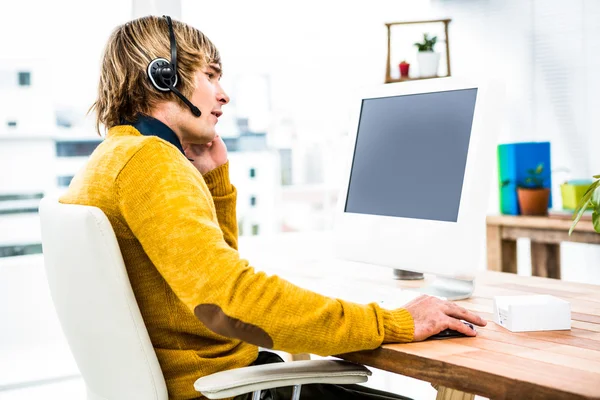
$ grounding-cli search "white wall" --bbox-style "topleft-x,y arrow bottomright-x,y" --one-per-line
0,255 -> 80,387
0,137 -> 56,195
0,0 -> 132,114
132,0 -> 181,20
182,0 -> 600,284
182,0 -> 436,142
430,0 -> 600,284
0,62 -> 56,133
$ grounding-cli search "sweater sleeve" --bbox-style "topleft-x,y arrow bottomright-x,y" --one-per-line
202,161 -> 238,250
117,140 -> 414,356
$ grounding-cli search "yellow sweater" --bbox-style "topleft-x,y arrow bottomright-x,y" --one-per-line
60,125 -> 414,400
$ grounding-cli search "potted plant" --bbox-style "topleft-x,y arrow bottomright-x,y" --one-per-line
414,33 -> 439,78
399,60 -> 410,79
569,174 -> 600,235
502,163 -> 551,216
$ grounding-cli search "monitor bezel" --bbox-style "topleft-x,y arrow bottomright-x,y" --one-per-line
333,77 -> 502,280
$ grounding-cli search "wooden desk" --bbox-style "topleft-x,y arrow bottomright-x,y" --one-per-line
239,232 -> 600,400
486,215 -> 600,279
340,272 -> 600,400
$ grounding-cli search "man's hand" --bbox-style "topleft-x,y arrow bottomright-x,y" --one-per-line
403,295 -> 487,341
183,135 -> 228,175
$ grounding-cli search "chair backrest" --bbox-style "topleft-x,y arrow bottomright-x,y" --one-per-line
39,197 -> 168,400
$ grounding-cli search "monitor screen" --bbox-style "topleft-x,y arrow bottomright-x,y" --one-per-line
344,88 -> 477,222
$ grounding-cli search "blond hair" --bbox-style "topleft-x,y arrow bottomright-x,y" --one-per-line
90,15 -> 221,135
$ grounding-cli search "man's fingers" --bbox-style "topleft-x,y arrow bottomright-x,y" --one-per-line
445,303 -> 487,327
447,318 -> 477,337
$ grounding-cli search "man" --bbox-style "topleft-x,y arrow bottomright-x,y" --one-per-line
60,15 -> 486,400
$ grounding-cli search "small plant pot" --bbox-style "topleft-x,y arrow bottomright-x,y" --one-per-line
517,187 -> 550,216
416,51 -> 440,78
399,63 -> 410,78
560,181 -> 594,210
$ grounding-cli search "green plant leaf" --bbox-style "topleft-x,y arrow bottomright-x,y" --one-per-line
570,198 -> 592,235
592,184 -> 600,204
570,175 -> 600,235
592,185 -> 600,234
570,184 -> 596,232
573,188 -> 595,218
593,174 -> 600,179
583,179 -> 600,197
535,163 -> 543,174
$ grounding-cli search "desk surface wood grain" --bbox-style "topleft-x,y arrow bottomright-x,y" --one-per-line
238,233 -> 600,400
340,272 -> 600,400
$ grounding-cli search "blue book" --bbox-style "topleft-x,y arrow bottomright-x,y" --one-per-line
497,142 -> 552,215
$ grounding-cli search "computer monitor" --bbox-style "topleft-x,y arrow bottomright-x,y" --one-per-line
333,78 -> 502,300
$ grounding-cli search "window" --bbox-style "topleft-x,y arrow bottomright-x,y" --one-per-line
279,149 -> 293,185
251,224 -> 260,236
0,243 -> 42,258
18,71 -> 31,86
249,168 -> 256,178
56,141 -> 101,157
222,137 -> 239,152
236,117 -> 249,131
0,207 -> 38,215
57,176 -> 74,187
0,193 -> 43,201
0,193 -> 42,215
250,196 -> 257,206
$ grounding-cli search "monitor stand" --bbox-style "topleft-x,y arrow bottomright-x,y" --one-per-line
393,269 -> 424,280
393,269 -> 474,300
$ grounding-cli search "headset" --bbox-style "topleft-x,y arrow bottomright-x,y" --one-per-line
147,15 -> 201,117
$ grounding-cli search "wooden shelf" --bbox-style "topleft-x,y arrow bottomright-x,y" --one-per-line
385,19 -> 452,27
385,19 -> 452,84
384,75 -> 447,84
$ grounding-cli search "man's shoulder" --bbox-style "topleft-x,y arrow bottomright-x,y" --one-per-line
65,128 -> 181,188
104,128 -> 197,184
105,125 -> 167,150
59,127 -> 192,208
103,126 -> 182,163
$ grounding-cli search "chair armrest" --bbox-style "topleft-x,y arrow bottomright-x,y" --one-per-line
194,359 -> 372,399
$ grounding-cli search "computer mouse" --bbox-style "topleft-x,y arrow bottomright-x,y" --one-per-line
428,321 -> 475,340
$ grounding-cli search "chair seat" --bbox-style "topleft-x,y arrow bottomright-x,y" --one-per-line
194,359 -> 372,399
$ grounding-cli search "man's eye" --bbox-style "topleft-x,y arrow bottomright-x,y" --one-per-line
206,72 -> 215,79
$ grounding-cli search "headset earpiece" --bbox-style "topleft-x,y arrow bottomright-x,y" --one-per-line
147,58 -> 178,91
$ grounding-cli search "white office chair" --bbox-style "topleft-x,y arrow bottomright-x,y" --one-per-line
39,197 -> 371,400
